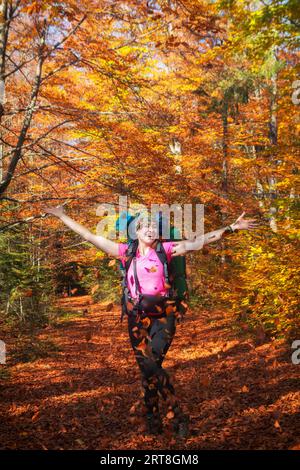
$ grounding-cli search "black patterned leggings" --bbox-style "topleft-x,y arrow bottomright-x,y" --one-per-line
127,311 -> 180,415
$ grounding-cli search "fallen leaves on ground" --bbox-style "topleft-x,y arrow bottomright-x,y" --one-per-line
1,296 -> 299,450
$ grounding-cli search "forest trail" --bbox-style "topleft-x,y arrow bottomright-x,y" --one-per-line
1,295 -> 299,450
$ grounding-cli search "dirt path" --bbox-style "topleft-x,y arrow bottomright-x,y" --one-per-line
1,295 -> 299,450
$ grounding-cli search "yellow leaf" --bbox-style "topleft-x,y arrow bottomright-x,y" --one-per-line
91,284 -> 99,294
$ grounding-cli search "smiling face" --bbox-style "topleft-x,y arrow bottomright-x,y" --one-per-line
136,218 -> 159,246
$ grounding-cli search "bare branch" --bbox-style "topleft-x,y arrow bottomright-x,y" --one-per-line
42,15 -> 87,61
0,24 -> 45,195
40,56 -> 80,83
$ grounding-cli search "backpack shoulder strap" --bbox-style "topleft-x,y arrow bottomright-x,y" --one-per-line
155,241 -> 170,288
120,240 -> 138,323
124,239 -> 138,273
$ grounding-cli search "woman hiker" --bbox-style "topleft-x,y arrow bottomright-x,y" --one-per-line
44,205 -> 258,437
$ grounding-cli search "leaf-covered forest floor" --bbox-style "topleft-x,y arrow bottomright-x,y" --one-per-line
1,295 -> 299,450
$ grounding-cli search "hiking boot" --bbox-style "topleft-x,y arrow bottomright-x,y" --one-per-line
146,412 -> 163,435
172,408 -> 190,438
176,413 -> 190,438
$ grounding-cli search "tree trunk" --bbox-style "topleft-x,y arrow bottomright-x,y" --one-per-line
0,0 -> 8,182
221,100 -> 229,192
268,48 -> 278,233
220,99 -> 229,263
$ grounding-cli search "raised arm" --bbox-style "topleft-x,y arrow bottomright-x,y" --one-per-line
43,206 -> 120,257
171,212 -> 259,256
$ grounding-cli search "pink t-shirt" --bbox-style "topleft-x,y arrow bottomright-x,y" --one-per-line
118,241 -> 175,299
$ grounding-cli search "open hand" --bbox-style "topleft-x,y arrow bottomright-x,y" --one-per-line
232,211 -> 259,231
171,240 -> 187,257
43,205 -> 65,218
